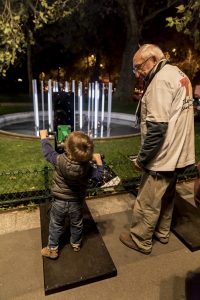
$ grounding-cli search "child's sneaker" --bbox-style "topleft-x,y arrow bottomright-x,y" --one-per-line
71,243 -> 81,252
41,247 -> 58,259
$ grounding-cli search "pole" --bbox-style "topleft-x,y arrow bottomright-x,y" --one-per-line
32,79 -> 40,136
88,82 -> 91,134
107,82 -> 112,137
78,81 -> 83,130
48,79 -> 53,133
100,83 -> 105,137
41,81 -> 45,129
94,81 -> 99,137
72,80 -> 76,131
65,81 -> 69,92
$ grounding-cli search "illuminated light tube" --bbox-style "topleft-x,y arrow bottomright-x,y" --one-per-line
72,80 -> 76,131
48,79 -> 53,133
78,81 -> 83,130
32,79 -> 39,136
41,80 -> 45,129
88,82 -> 91,134
94,81 -> 100,137
107,82 -> 112,137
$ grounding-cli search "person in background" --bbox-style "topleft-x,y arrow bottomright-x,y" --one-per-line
40,129 -> 103,259
120,44 -> 195,254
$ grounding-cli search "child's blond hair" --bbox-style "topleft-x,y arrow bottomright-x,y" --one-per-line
64,131 -> 94,162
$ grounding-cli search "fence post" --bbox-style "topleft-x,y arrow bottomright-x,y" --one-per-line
44,166 -> 49,192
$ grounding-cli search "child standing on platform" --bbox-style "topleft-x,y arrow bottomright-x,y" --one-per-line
40,129 -> 103,259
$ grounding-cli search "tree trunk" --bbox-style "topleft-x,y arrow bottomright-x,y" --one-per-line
114,0 -> 141,103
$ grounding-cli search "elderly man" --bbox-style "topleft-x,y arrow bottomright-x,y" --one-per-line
120,44 -> 195,254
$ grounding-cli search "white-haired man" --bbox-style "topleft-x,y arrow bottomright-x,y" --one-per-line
120,44 -> 195,254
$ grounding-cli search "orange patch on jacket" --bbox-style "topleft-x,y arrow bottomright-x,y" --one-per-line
180,77 -> 189,96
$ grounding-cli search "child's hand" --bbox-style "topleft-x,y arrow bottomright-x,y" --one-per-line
40,129 -> 48,140
92,153 -> 103,165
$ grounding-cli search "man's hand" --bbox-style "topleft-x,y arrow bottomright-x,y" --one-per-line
92,153 -> 103,166
133,159 -> 142,171
40,129 -> 48,140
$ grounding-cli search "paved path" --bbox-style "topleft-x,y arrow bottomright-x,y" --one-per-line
0,183 -> 200,300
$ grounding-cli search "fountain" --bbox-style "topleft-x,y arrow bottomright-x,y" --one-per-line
0,80 -> 139,139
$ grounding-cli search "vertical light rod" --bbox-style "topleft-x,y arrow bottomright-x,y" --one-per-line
94,81 -> 99,137
107,82 -> 112,137
65,81 -> 69,92
78,81 -> 83,130
41,81 -> 45,129
100,83 -> 105,137
53,81 -> 56,92
91,82 -> 95,130
48,79 -> 53,133
52,81 -> 58,92
32,79 -> 40,136
88,82 -> 91,134
101,83 -> 105,124
56,81 -> 59,92
72,80 -> 76,131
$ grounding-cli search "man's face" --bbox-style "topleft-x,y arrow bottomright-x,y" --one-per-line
133,53 -> 156,79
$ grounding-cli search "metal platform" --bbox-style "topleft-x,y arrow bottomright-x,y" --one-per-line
39,200 -> 117,295
171,195 -> 200,252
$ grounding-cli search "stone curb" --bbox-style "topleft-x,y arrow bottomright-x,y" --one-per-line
0,193 -> 136,235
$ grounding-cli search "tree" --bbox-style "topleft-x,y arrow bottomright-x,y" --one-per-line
112,0 -> 180,103
0,0 -> 83,94
49,0 -> 181,103
166,0 -> 200,49
163,41 -> 200,81
0,0 -> 184,102
31,0 -> 125,84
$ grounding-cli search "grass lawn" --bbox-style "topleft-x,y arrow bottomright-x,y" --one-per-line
0,120 -> 200,179
0,135 -> 141,179
0,137 -> 49,171
0,118 -> 199,202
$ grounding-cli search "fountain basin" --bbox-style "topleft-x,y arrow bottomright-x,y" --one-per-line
0,111 -> 140,140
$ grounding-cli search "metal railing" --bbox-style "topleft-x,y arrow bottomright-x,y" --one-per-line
0,167 -> 51,206
0,163 -> 198,207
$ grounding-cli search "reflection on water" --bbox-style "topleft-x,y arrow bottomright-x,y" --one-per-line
1,121 -> 36,136
1,120 -> 140,137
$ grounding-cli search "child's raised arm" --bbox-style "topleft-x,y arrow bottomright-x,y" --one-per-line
40,129 -> 58,166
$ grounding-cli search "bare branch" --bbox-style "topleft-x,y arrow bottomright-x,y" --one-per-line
143,0 -> 179,24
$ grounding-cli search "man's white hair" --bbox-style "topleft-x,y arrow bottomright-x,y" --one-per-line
137,44 -> 165,61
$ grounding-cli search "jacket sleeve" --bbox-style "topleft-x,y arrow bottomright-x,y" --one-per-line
136,121 -> 168,169
41,139 -> 58,166
91,165 -> 104,180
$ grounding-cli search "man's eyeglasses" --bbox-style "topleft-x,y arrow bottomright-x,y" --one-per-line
132,56 -> 153,74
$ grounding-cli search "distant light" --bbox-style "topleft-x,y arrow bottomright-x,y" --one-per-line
100,64 -> 103,68
18,78 -> 23,82
172,48 -> 176,53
